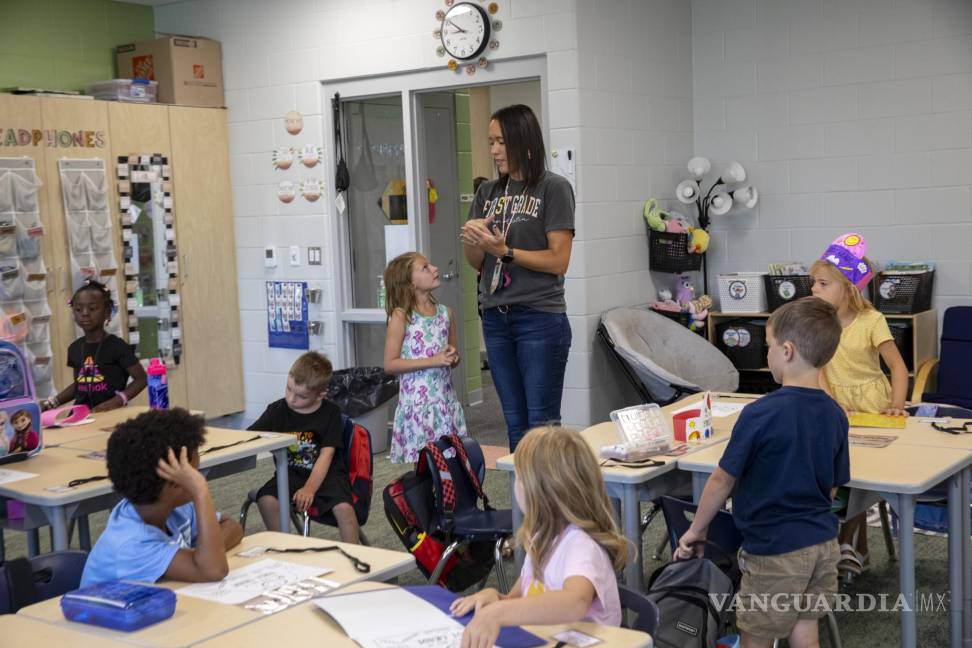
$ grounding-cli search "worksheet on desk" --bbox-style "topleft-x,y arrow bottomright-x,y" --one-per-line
177,559 -> 330,605
0,468 -> 37,485
313,588 -> 464,648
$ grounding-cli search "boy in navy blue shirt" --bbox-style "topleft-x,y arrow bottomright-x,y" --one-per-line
677,297 -> 849,648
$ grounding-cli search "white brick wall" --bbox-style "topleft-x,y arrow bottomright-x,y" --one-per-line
696,0 -> 972,325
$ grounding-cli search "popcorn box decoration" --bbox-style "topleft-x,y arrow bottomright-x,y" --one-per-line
672,392 -> 713,443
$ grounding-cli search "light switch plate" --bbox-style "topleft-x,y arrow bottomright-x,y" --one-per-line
264,246 -> 277,268
289,245 -> 300,266
308,247 -> 322,265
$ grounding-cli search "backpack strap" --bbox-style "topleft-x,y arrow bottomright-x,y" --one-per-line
2,557 -> 38,613
423,442 -> 457,514
439,434 -> 488,506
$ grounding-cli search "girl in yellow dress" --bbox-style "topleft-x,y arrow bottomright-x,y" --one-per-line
810,232 -> 909,577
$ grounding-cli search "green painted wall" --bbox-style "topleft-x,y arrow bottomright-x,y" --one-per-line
0,0 -> 155,92
453,90 -> 482,397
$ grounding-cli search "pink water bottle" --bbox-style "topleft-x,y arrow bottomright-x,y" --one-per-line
146,358 -> 169,410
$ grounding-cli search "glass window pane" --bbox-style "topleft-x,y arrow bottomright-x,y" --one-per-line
344,97 -> 405,309
350,323 -> 386,368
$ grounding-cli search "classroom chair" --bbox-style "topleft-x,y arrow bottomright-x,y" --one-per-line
618,584 -> 661,635
0,549 -> 87,614
598,307 -> 739,406
912,306 -> 972,410
239,415 -> 373,545
659,496 -> 843,648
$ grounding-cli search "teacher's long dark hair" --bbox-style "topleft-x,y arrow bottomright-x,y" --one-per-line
490,104 -> 546,189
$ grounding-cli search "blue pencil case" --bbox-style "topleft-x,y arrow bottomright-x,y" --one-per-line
61,580 -> 176,632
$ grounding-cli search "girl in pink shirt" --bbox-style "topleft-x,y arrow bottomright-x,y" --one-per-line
451,426 -> 629,648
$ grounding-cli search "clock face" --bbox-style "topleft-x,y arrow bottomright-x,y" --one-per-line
440,3 -> 490,60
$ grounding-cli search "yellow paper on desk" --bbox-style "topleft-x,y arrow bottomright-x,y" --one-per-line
848,412 -> 906,429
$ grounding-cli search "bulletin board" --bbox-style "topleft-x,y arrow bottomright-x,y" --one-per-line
266,281 -> 308,349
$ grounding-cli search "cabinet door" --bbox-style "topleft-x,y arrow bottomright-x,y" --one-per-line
106,102 -> 189,409
168,106 -> 244,417
39,98 -> 114,392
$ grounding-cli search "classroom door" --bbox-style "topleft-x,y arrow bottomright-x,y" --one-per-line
417,92 -> 465,404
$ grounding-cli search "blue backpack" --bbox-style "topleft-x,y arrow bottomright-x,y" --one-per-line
0,340 -> 42,464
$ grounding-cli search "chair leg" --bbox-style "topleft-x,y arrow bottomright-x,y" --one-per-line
301,512 -> 310,537
239,497 -> 253,530
26,529 -> 39,557
640,501 -> 661,535
653,534 -> 669,561
78,515 -> 91,551
429,541 -> 461,586
358,529 -> 370,547
879,501 -> 896,562
493,538 -> 510,594
825,610 -> 843,648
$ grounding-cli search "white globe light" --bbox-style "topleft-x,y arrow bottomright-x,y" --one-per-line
686,157 -> 711,179
710,192 -> 732,215
733,185 -> 758,209
676,179 -> 700,204
721,161 -> 746,184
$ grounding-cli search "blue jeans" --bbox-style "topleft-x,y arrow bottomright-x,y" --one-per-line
482,306 -> 572,451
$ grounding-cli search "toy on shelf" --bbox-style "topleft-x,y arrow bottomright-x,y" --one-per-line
651,288 -> 681,313
686,295 -> 712,332
651,276 -> 713,333
675,273 -> 695,304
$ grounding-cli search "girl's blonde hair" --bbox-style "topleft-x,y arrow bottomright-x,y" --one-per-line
810,258 -> 875,314
383,252 -> 436,319
514,426 -> 630,580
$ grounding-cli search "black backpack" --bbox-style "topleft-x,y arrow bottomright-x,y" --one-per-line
646,549 -> 735,648
382,434 -> 497,591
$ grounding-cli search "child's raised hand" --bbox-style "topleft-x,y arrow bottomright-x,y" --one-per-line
156,446 -> 206,496
450,588 -> 500,617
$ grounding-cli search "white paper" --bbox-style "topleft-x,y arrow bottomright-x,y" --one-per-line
313,588 -> 464,648
0,468 -> 38,485
711,402 -> 747,417
177,558 -> 331,605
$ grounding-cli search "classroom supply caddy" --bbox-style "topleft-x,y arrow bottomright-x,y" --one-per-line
871,270 -> 934,314
717,273 -> 767,312
763,274 -> 814,311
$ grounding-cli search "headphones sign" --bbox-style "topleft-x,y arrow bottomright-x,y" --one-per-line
1,128 -> 106,149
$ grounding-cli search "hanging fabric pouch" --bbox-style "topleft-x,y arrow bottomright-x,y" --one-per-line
333,93 -> 350,193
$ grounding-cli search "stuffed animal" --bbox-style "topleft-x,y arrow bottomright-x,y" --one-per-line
642,199 -> 667,232
665,217 -> 689,234
675,273 -> 695,306
651,288 -> 681,312
686,294 -> 713,332
688,227 -> 710,254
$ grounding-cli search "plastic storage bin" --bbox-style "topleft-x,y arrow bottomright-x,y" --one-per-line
61,580 -> 176,632
647,225 -> 702,273
763,274 -> 814,312
717,273 -> 768,313
871,271 -> 934,314
715,319 -> 768,370
85,79 -> 158,103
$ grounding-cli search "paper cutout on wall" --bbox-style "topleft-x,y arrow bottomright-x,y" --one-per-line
301,178 -> 322,202
284,111 -> 303,135
299,144 -> 321,168
278,180 -> 296,204
272,147 -> 294,170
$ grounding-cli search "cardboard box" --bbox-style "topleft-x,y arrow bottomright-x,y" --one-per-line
116,36 -> 223,107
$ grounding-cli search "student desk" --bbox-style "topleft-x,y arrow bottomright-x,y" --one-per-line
193,581 -> 654,648
41,406 -> 161,449
0,425 -> 295,551
494,394 -> 755,591
17,532 -> 416,648
0,613 -> 134,647
677,440 -> 972,648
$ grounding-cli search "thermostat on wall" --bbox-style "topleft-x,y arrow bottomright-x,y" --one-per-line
264,246 -> 277,268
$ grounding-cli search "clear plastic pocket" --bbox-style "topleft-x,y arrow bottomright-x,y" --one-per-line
0,267 -> 25,301
90,222 -> 114,254
11,172 -> 41,213
84,173 -> 109,211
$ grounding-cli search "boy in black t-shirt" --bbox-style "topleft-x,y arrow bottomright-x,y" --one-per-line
248,352 -> 359,543
676,297 -> 849,648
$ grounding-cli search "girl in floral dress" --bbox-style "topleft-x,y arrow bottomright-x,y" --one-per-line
382,252 -> 467,463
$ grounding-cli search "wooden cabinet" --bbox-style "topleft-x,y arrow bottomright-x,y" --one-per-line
0,94 -> 244,417
707,309 -> 938,378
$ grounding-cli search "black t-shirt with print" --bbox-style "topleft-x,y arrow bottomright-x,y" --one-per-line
468,170 -> 575,313
247,398 -> 349,490
67,334 -> 139,408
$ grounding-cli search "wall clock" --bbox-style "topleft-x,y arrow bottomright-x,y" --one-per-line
433,1 -> 502,75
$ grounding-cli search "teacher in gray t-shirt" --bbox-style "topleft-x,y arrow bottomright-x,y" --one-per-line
460,104 -> 575,451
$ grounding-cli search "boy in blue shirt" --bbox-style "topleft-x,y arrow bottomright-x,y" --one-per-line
677,297 -> 849,648
81,408 -> 244,586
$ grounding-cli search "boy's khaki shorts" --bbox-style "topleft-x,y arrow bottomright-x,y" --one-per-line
736,539 -> 840,640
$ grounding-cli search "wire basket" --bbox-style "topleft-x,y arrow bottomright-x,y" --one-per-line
717,273 -> 768,313
763,275 -> 814,312
647,224 -> 703,273
871,271 -> 934,314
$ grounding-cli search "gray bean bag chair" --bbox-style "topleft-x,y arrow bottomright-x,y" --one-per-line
598,307 -> 739,405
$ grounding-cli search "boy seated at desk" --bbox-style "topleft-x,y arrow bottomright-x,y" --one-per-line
247,351 -> 360,544
81,408 -> 244,586
676,297 -> 850,648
